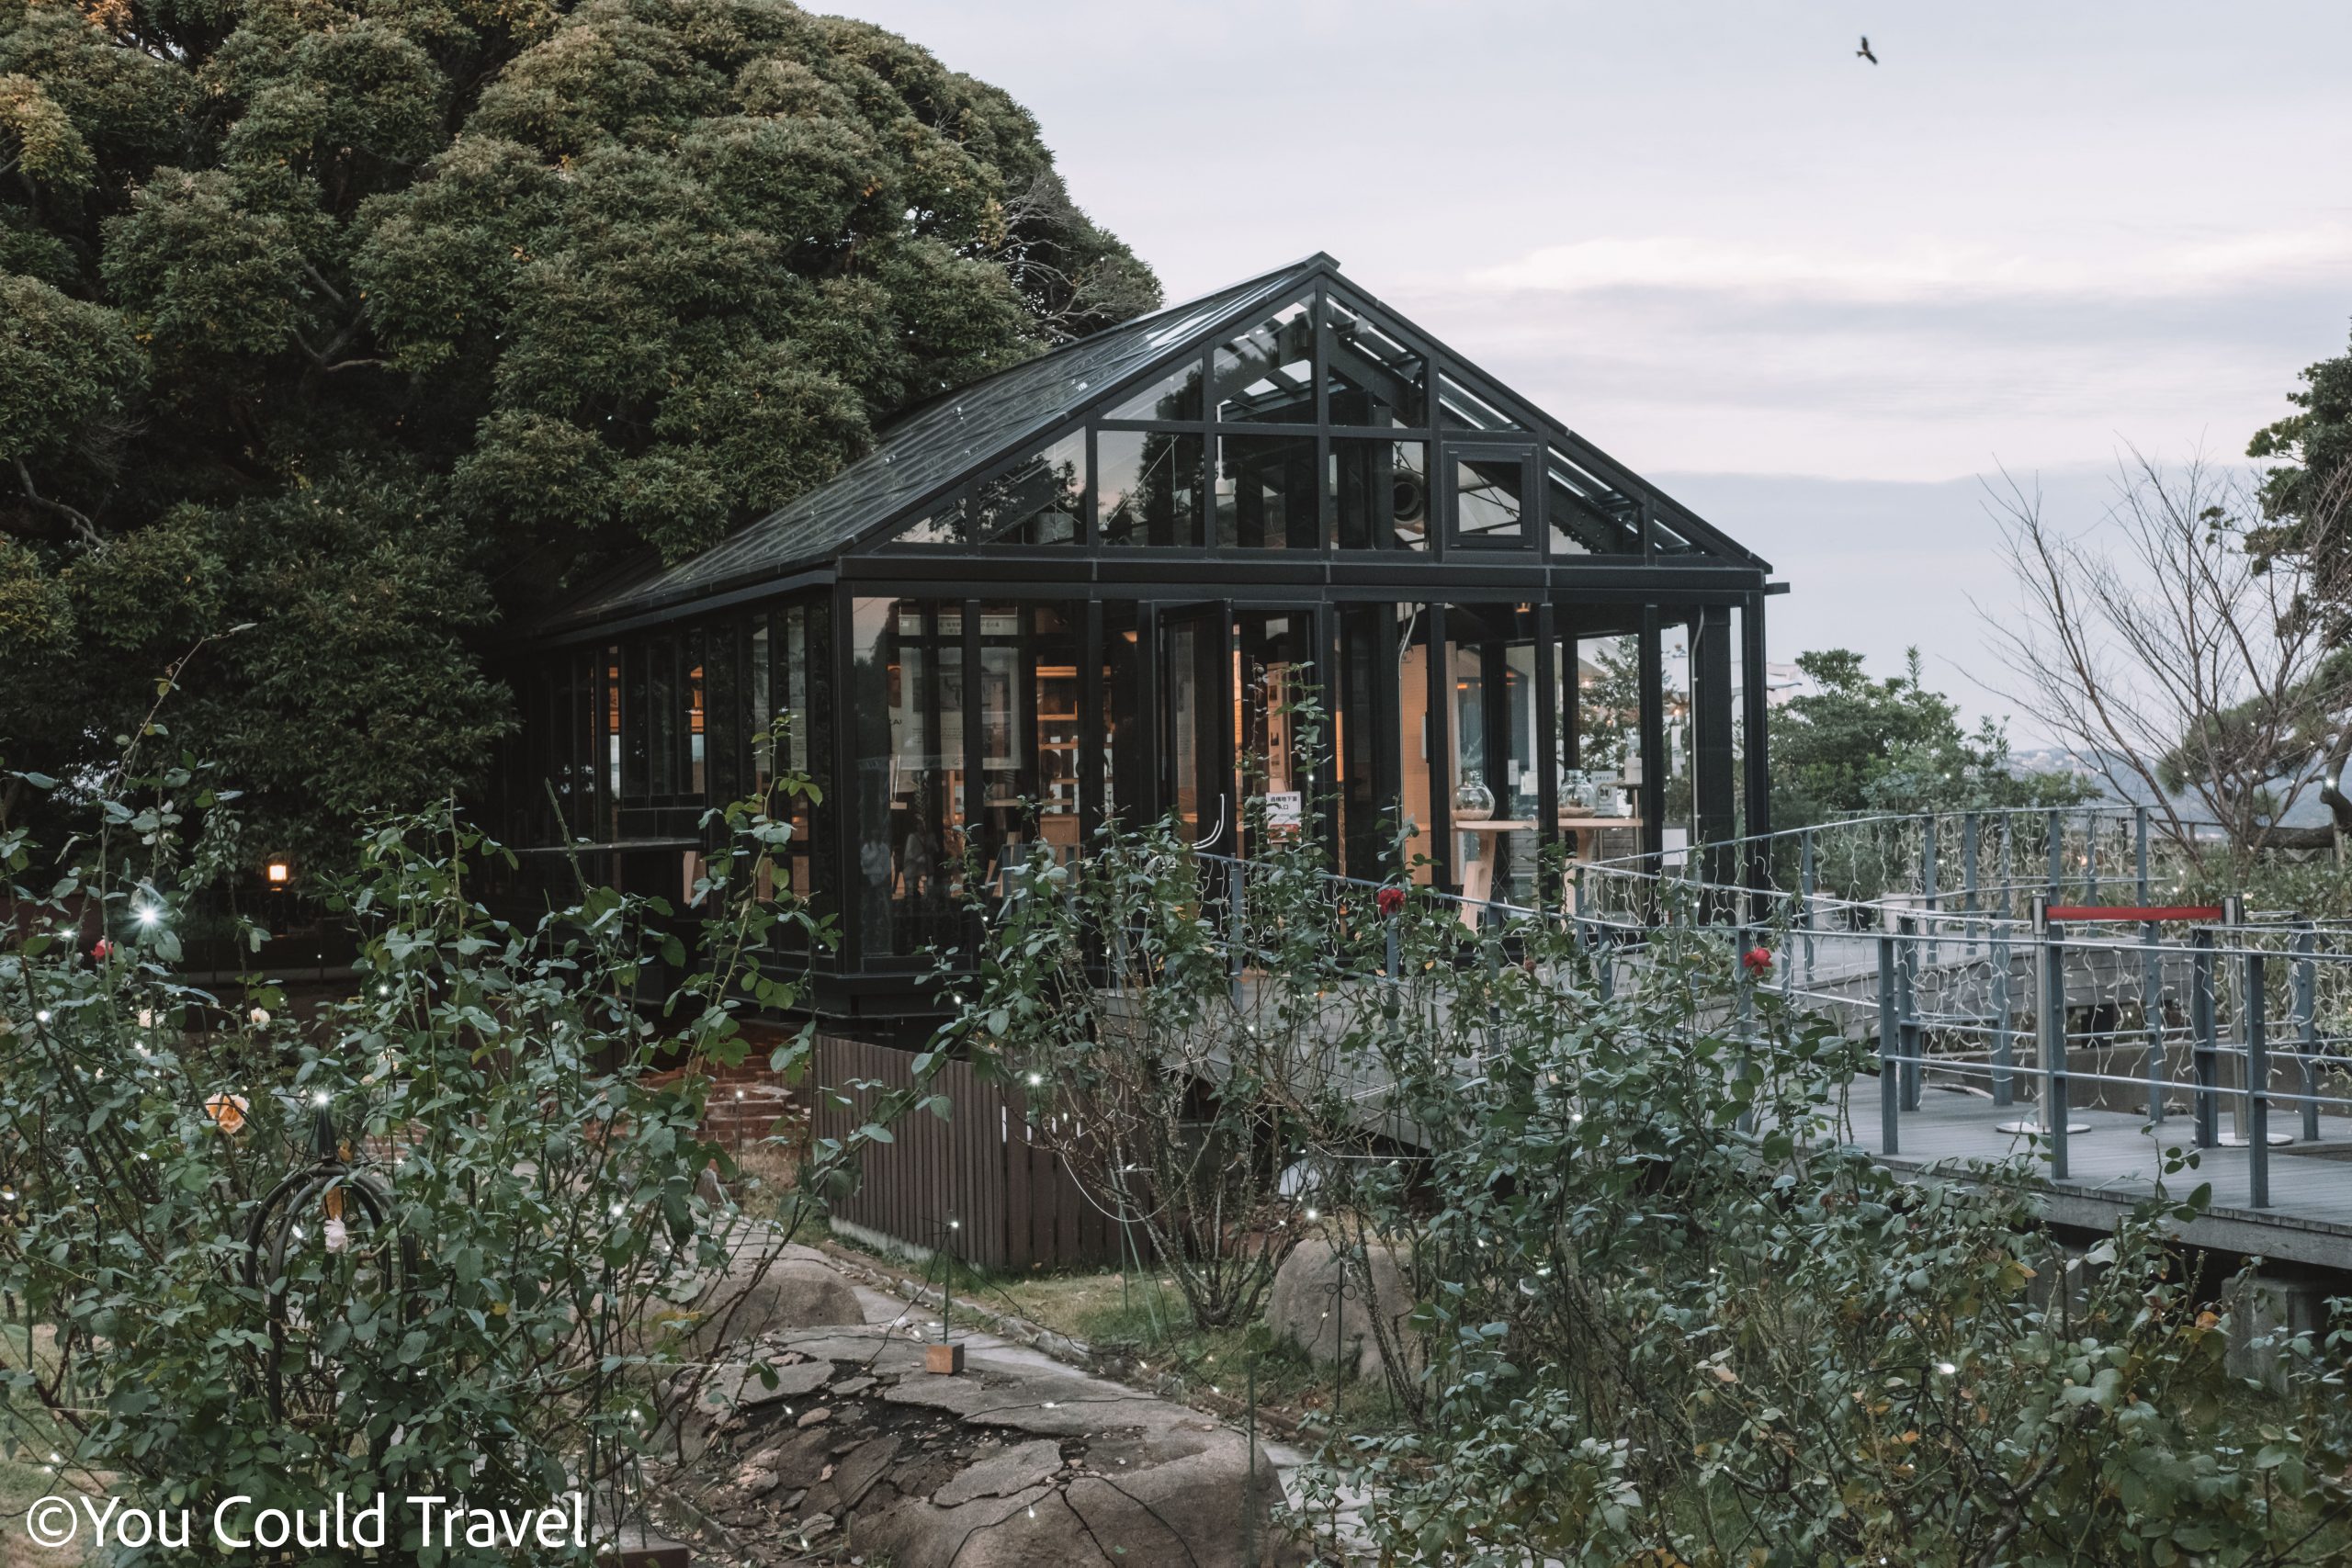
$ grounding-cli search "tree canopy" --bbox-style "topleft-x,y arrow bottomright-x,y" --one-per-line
2247,328 -> 2352,621
0,0 -> 1157,852
1770,648 -> 2090,831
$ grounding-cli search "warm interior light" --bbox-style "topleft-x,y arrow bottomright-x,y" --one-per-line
266,861 -> 290,885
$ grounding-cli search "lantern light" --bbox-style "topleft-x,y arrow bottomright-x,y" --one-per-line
266,861 -> 291,886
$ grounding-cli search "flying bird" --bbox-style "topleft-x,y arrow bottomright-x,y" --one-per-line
1856,35 -> 1878,63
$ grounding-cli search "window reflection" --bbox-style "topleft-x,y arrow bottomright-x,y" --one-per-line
1437,372 -> 1521,432
971,432 -> 1083,545
1216,434 -> 1317,548
1105,359 -> 1204,422
1452,452 -> 1532,549
1545,449 -> 1641,555
849,598 -> 968,958
1331,439 -> 1429,549
1099,430 -> 1203,547
1324,299 -> 1426,427
1211,301 -> 1315,423
1444,604 -> 1538,908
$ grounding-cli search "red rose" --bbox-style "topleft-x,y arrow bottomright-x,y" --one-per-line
91,939 -> 113,961
1742,945 -> 1773,977
1375,886 -> 1406,918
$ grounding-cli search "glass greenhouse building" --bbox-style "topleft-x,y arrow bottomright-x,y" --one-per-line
506,254 -> 1782,1021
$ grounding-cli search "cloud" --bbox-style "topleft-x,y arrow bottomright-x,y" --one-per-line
1462,225 -> 2352,307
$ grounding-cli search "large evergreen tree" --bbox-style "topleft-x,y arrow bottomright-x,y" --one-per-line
0,0 -> 1157,851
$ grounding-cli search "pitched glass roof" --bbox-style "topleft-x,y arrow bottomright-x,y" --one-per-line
545,257 -> 1329,629
540,253 -> 1766,632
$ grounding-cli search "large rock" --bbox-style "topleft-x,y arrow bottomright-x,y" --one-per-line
673,1325 -> 1297,1568
687,1245 -> 864,1354
1265,1236 -> 1413,1382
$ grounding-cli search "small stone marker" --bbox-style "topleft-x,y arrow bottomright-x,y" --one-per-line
924,1341 -> 965,1374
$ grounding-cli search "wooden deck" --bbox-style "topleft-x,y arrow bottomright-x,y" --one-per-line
1845,1084 -> 2352,1270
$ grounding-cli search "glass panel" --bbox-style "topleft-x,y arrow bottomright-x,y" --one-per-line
1446,604 -> 1539,908
1437,372 -> 1521,432
1236,612 -> 1317,861
705,626 -> 737,802
786,599 -> 821,908
1325,298 -> 1426,427
1030,605 -> 1082,856
971,431 -> 1084,545
1105,604 -> 1144,827
1162,615 -> 1223,846
1453,452 -> 1532,549
1663,624 -> 1694,869
1554,631 -> 1643,872
604,646 -> 622,831
686,647 -> 707,796
849,598 -> 968,961
1211,301 -> 1315,424
1336,604 -> 1386,880
1331,439 -> 1429,550
1098,429 -> 1203,547
1104,358 -> 1204,422
1396,604 -> 1438,886
750,618 -> 773,795
1545,448 -> 1641,555
1216,434 -> 1317,549
1652,509 -> 1707,557
890,500 -> 965,545
650,637 -> 679,795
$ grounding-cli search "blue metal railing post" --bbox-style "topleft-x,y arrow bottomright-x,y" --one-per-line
2134,807 -> 2150,905
1800,829 -> 1816,982
1896,913 -> 1921,1111
2143,918 -> 2165,1124
1962,811 -> 1979,957
2046,808 -> 2063,903
2295,924 -> 2320,1144
1990,927 -> 2015,1107
1921,816 -> 1939,967
2245,950 -> 2269,1209
1877,932 -> 1900,1155
2040,908 -> 2071,1181
2191,928 -> 2217,1148
1227,857 -> 1246,1009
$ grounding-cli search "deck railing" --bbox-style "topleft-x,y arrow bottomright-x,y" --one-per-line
1144,803 -> 2352,1218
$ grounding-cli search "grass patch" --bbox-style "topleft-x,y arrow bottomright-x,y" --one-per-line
824,1238 -> 1405,1435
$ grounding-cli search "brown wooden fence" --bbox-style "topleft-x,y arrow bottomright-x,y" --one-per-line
812,1032 -> 1123,1272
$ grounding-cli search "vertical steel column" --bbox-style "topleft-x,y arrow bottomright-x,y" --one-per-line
2041,914 -> 2071,1181
2295,925 -> 2320,1144
1877,932 -> 1900,1155
2085,810 -> 2099,904
1636,606 -> 1666,869
1990,928 -> 2014,1107
2245,951 -> 2270,1209
2143,918 -> 2165,1125
2191,929 -> 2218,1148
1896,913 -> 1922,1111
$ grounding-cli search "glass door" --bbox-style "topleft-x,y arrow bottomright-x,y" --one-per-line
1159,605 -> 1229,850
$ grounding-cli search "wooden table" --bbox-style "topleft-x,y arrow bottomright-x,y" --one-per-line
1456,814 -> 1645,920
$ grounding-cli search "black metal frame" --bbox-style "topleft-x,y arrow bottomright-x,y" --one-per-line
503,258 -> 1782,1019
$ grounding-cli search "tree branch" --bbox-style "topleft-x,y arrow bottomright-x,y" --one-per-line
11,458 -> 102,546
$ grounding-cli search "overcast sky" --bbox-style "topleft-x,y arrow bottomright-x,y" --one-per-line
835,1 -> 2352,728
